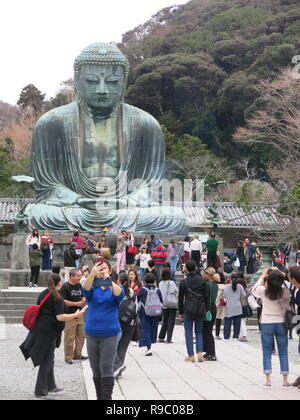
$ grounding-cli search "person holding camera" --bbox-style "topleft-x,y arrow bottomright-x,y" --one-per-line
83,260 -> 124,400
251,267 -> 291,387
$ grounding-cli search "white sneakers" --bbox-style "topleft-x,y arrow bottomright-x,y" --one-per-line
114,365 -> 126,379
145,349 -> 153,356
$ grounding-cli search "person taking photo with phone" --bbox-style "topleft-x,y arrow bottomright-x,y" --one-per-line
83,260 -> 124,400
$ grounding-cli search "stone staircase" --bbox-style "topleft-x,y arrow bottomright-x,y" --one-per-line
0,288 -> 42,324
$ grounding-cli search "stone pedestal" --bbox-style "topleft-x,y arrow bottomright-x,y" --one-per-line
0,269 -> 50,288
217,236 -> 224,273
11,234 -> 29,270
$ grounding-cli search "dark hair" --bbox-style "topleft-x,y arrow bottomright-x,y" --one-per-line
170,239 -> 175,246
118,270 -> 126,275
32,243 -> 38,250
32,229 -> 39,238
237,278 -> 247,290
150,234 -> 155,240
289,266 -> 300,284
217,271 -> 226,284
161,268 -> 171,281
52,265 -> 61,274
265,271 -> 284,301
85,247 -> 93,255
230,272 -> 242,292
111,269 -> 118,284
128,269 -> 142,289
119,273 -> 131,297
48,274 -> 61,300
102,260 -> 112,271
186,261 -> 196,273
163,262 -> 171,269
184,235 -> 190,242
148,260 -> 155,268
69,268 -> 81,278
144,273 -> 155,284
73,232 -> 79,237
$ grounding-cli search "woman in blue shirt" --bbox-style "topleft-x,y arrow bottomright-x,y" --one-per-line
83,260 -> 124,400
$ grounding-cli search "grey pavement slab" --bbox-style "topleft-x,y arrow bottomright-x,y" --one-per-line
0,325 -> 87,400
0,322 -> 299,400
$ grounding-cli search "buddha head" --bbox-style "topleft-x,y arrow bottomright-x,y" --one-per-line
74,43 -> 130,115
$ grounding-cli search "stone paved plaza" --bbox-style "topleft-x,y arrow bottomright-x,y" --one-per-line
1,321 -> 299,401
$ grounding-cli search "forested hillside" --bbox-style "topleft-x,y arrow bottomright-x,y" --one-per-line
121,0 -> 300,175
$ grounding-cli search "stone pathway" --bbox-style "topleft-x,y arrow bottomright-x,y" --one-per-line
83,325 -> 300,400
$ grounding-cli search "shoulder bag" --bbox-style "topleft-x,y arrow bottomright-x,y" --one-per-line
163,281 -> 178,309
184,278 -> 207,320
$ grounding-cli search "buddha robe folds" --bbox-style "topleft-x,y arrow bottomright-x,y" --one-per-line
26,101 -> 186,234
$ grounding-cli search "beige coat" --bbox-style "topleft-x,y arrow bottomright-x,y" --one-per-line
216,283 -> 225,320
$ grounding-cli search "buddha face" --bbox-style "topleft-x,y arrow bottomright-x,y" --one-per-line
77,64 -> 125,112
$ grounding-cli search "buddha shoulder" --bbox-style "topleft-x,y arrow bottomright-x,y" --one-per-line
34,101 -> 78,129
122,103 -> 161,130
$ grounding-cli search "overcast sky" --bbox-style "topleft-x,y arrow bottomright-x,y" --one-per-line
0,0 -> 189,105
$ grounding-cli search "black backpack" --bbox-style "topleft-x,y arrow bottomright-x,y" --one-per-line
118,294 -> 137,328
184,278 -> 207,320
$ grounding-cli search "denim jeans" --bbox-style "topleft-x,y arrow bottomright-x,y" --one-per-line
139,267 -> 146,280
224,315 -> 242,340
184,314 -> 203,356
260,323 -> 289,375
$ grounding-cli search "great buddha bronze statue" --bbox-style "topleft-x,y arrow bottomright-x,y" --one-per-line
26,43 -> 186,233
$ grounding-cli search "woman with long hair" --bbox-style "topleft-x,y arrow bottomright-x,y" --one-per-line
128,268 -> 143,295
223,272 -> 246,341
83,260 -> 124,400
26,228 -> 41,252
252,268 -> 291,387
20,274 -> 83,399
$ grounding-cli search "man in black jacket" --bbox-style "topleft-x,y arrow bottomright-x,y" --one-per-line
178,261 -> 209,363
64,242 -> 80,283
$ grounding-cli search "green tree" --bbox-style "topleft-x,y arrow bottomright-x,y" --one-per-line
17,84 -> 45,117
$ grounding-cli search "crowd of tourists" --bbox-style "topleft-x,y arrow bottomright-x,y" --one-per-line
20,230 -> 300,400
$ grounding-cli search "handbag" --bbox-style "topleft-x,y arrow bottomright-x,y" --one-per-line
247,294 -> 259,310
285,308 -> 296,331
205,311 -> 212,322
131,319 -> 141,342
128,246 -> 138,255
23,292 -> 51,331
163,281 -> 178,309
184,278 -> 207,320
218,297 -> 226,307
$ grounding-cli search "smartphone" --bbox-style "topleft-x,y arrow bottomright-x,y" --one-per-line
94,277 -> 112,287
96,256 -> 104,265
